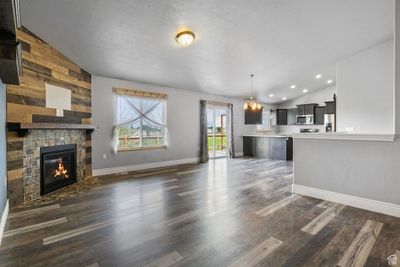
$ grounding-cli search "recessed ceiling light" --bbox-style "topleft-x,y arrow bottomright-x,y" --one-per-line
282,97 -> 287,101
175,30 -> 195,47
302,89 -> 308,93
315,74 -> 322,79
290,85 -> 296,89
327,80 -> 333,84
269,94 -> 274,97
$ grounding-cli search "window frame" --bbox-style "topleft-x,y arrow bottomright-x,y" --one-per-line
115,94 -> 167,152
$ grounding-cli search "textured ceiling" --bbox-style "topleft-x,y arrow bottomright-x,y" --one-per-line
21,0 -> 393,103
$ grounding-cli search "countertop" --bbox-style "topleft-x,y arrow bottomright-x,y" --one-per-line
291,132 -> 397,142
242,132 -> 397,142
242,133 -> 292,138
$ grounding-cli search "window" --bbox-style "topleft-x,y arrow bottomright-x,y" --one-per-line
115,93 -> 167,151
257,109 -> 273,131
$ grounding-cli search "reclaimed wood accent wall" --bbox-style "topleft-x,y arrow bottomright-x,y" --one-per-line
6,27 -> 92,206
113,87 -> 168,100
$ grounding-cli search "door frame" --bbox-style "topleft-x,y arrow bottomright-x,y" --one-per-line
207,104 -> 228,159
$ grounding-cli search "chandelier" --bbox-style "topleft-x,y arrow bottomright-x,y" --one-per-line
244,74 -> 262,110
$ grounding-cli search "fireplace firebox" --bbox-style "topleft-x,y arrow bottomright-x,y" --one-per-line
40,144 -> 77,195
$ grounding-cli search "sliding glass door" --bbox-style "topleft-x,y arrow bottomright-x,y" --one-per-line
207,105 -> 228,159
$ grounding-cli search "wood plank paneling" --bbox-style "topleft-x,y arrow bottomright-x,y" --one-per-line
6,27 -> 92,206
7,168 -> 23,181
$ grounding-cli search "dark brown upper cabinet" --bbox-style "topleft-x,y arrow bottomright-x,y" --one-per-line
325,101 -> 336,114
305,104 -> 317,115
244,109 -> 263,124
297,104 -> 318,116
297,105 -> 305,116
276,109 -> 288,125
314,106 -> 326,125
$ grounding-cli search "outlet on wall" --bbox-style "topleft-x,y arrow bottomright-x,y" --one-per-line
102,153 -> 107,159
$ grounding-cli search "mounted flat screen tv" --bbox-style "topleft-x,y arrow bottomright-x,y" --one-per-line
245,109 -> 263,124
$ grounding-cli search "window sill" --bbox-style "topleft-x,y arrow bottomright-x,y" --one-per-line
118,145 -> 168,152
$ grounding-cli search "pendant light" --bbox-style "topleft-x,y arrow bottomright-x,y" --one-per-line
244,74 -> 262,110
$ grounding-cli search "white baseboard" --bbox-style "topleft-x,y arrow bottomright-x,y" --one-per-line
235,152 -> 244,157
93,157 -> 200,176
293,184 -> 400,218
0,199 -> 9,246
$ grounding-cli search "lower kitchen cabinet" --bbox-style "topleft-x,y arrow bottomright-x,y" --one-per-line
243,136 -> 293,161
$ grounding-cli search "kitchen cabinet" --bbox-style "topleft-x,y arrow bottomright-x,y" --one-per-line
245,109 -> 263,124
306,104 -> 318,115
325,101 -> 336,114
243,136 -> 255,157
276,109 -> 288,125
297,104 -> 318,115
297,105 -> 306,116
243,135 -> 293,160
314,106 -> 326,125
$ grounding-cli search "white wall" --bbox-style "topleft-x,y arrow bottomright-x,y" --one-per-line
396,1 -> 400,135
294,138 -> 400,206
293,9 -> 398,214
336,40 -> 394,134
92,75 -> 247,171
0,82 -> 7,216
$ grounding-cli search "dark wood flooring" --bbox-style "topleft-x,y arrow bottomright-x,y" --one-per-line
1,158 -> 400,267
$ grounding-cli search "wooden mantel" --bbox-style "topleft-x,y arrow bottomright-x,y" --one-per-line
7,122 -> 98,137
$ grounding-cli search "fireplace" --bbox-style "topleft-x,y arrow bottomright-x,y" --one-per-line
40,144 -> 77,195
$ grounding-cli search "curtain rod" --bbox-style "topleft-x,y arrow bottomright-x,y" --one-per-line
203,100 -> 232,106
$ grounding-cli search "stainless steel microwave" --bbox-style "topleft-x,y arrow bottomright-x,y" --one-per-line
296,115 -> 314,125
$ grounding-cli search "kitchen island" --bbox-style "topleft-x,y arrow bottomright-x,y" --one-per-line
242,134 -> 293,160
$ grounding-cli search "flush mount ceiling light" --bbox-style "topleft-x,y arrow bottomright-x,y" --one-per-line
315,74 -> 322,79
282,97 -> 287,101
302,89 -> 308,93
290,85 -> 296,89
244,74 -> 263,111
327,79 -> 333,84
175,30 -> 195,47
269,94 -> 274,97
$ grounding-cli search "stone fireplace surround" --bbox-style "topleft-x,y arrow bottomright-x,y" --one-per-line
23,129 -> 87,203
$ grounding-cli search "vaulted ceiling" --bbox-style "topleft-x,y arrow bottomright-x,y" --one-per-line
21,0 -> 393,103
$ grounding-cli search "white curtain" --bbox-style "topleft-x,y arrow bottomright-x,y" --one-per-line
113,95 -> 168,153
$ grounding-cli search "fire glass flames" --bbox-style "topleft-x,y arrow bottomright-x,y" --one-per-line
53,160 -> 69,179
40,144 -> 77,195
